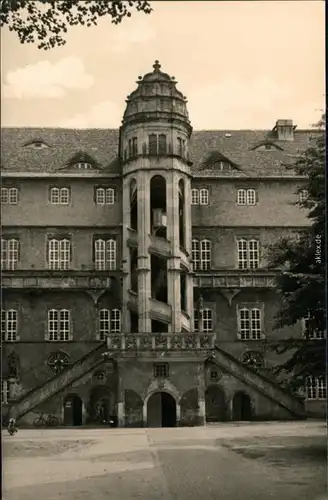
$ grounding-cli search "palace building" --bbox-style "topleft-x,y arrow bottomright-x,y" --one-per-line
1,61 -> 325,427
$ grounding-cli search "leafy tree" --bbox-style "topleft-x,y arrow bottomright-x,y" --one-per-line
268,115 -> 326,391
0,0 -> 153,50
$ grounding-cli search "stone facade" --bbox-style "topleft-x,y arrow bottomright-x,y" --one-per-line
1,61 -> 325,426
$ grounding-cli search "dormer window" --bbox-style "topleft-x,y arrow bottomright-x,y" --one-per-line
251,141 -> 283,152
24,140 -> 50,150
75,162 -> 92,170
219,161 -> 232,171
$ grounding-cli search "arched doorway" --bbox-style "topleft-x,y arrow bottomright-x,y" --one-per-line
232,392 -> 253,421
64,395 -> 83,426
205,385 -> 226,422
147,392 -> 176,428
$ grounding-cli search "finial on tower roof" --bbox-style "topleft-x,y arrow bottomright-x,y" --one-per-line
153,60 -> 161,71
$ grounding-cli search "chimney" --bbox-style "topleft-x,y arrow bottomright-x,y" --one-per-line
273,119 -> 296,141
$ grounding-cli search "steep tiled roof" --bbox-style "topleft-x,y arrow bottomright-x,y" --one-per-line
1,127 -> 317,178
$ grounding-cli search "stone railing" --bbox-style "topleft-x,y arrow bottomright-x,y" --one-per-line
2,271 -> 114,290
106,332 -> 216,351
193,272 -> 278,289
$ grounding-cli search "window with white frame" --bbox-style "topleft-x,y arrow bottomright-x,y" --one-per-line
192,239 -> 200,270
199,188 -> 209,205
306,376 -> 327,400
200,239 -> 211,270
193,308 -> 213,332
192,239 -> 211,271
75,162 -> 92,169
237,239 -> 260,269
302,313 -> 325,340
237,189 -> 257,205
1,380 -> 12,404
237,189 -> 246,205
1,309 -> 18,342
48,239 -> 71,270
49,187 -> 70,205
1,238 -> 19,270
299,189 -> 308,202
246,189 -> 256,205
47,309 -> 71,341
98,308 -> 121,340
191,189 -> 199,205
238,307 -> 263,340
94,238 -> 116,270
202,308 -> 213,332
95,187 -> 115,205
1,187 -> 19,205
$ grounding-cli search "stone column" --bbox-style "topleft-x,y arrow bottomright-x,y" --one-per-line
117,364 -> 125,427
122,176 -> 132,333
183,176 -> 194,325
197,363 -> 206,426
166,171 -> 181,332
137,171 -> 151,333
142,400 -> 148,427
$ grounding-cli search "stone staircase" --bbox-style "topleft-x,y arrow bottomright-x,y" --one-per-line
9,343 -> 108,420
213,345 -> 306,418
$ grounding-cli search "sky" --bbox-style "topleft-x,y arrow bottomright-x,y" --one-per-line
1,1 -> 325,130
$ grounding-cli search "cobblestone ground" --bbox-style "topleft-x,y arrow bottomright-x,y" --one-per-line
2,421 -> 326,500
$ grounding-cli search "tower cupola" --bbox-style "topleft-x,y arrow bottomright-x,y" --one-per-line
120,61 -> 192,165
122,60 -> 191,132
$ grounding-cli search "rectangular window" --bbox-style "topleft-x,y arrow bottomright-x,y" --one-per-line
237,189 -> 257,205
238,307 -> 263,340
202,308 -> 213,332
49,187 -> 70,205
1,187 -> 19,205
200,239 -> 211,270
158,134 -> 167,155
199,189 -> 209,205
132,137 -> 138,156
177,137 -> 183,156
191,189 -> 199,205
193,309 -> 213,332
95,187 -> 115,205
154,363 -> 169,378
1,380 -> 11,404
1,238 -> 19,270
1,309 -> 18,342
237,239 -> 259,270
246,189 -> 256,205
149,134 -> 158,155
192,239 -> 200,271
237,189 -> 246,205
48,239 -> 71,270
47,309 -> 71,341
306,377 -> 327,400
94,239 -> 116,271
98,308 -> 122,340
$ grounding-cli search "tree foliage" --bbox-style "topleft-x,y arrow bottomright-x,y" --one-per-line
0,0 -> 153,50
268,115 -> 326,388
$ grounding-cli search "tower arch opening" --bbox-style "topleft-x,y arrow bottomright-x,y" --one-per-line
150,175 -> 167,239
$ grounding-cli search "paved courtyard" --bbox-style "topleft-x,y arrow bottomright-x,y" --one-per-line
2,421 -> 326,500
